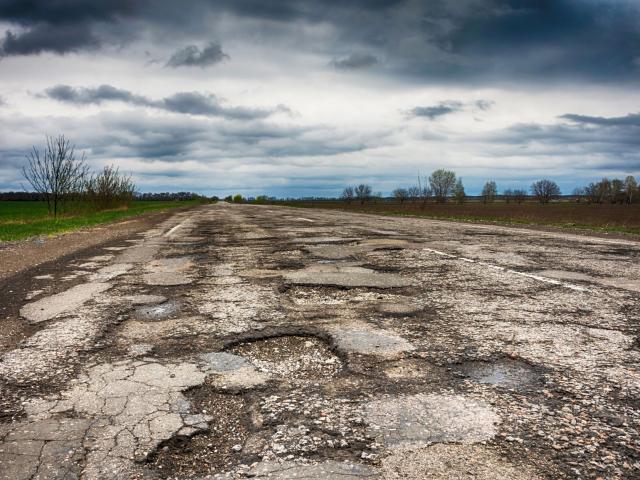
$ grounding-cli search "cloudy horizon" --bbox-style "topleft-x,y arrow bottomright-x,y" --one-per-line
1,0 -> 639,197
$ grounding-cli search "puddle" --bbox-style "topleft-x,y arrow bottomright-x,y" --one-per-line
454,358 -> 541,389
229,335 -> 342,380
132,300 -> 182,321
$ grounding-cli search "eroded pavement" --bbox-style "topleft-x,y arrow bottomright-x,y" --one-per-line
1,203 -> 640,479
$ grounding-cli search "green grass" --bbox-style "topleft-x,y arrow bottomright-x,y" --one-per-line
0,200 -> 205,241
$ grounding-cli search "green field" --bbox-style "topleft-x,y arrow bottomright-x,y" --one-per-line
0,200 -> 204,241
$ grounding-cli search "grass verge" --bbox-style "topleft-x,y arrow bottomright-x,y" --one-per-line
0,200 -> 206,241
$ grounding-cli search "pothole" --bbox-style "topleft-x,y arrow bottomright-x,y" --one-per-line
149,392 -> 249,478
453,358 -> 542,389
376,302 -> 421,316
284,265 -> 412,289
229,336 -> 342,381
132,300 -> 182,321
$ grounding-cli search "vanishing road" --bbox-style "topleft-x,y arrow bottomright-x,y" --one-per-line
1,203 -> 639,479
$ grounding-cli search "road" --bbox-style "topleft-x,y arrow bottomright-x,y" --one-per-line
1,202 -> 639,479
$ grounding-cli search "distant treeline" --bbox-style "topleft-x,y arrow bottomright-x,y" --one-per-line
136,192 -> 214,201
0,191 -> 213,202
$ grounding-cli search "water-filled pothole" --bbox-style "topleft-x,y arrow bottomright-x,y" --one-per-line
453,358 -> 541,389
229,335 -> 342,381
132,300 -> 182,321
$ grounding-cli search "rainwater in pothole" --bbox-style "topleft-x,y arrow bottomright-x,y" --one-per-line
133,300 -> 182,321
453,358 -> 541,389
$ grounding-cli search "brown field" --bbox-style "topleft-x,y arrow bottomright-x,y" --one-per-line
271,200 -> 640,235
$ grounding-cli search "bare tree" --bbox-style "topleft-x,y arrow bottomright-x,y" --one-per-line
513,189 -> 527,204
453,178 -> 466,204
624,175 -> 637,204
22,135 -> 88,218
572,187 -> 585,203
355,184 -> 372,205
393,188 -> 408,205
531,179 -> 560,204
428,169 -> 456,203
407,186 -> 421,203
481,181 -> 497,203
503,188 -> 514,203
341,186 -> 355,204
611,179 -> 625,204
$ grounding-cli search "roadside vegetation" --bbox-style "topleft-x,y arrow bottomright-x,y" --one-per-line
0,135 -> 211,241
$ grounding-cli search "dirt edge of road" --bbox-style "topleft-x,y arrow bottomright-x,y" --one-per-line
0,205 -> 199,281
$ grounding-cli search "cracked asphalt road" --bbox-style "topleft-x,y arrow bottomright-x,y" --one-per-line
1,202 -> 639,479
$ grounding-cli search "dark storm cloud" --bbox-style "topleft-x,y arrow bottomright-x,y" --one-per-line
1,0 -> 638,83
41,85 -> 285,120
330,53 -> 378,70
166,42 -> 228,68
560,113 -> 640,127
0,22 -> 100,56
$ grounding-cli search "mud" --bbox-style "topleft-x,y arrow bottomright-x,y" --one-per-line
1,202 -> 640,479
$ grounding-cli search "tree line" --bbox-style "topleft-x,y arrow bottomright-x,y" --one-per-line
341,170 -> 638,205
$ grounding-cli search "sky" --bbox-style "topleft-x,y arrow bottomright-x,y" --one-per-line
0,0 -> 639,197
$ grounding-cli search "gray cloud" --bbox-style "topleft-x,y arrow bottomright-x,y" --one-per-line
330,53 -> 378,70
0,22 -> 100,56
44,84 -> 148,105
410,101 -> 464,119
41,85 -> 285,120
409,99 -> 493,120
560,113 -> 640,127
0,1 -> 637,83
166,42 -> 228,68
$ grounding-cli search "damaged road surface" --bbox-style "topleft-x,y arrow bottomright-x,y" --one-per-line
1,203 -> 640,479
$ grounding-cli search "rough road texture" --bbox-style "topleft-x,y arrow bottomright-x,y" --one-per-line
1,203 -> 639,479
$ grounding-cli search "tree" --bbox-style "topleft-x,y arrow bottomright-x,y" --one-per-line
393,188 -> 408,205
572,187 -> 585,203
503,188 -> 514,203
407,186 -> 421,203
481,181 -> 497,203
624,175 -> 637,204
611,179 -> 625,204
513,189 -> 527,204
233,194 -> 244,203
453,178 -> 466,204
22,134 -> 88,218
355,184 -> 372,205
85,165 -> 135,211
341,186 -> 355,204
428,169 -> 456,203
597,178 -> 612,203
531,179 -> 560,204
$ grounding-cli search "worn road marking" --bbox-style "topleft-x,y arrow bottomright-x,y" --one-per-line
422,247 -> 589,292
